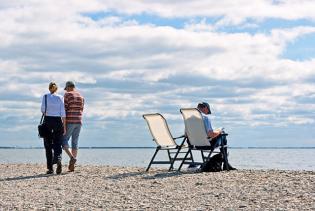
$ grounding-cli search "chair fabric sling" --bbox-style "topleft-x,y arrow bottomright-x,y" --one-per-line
143,113 -> 193,171
178,108 -> 228,171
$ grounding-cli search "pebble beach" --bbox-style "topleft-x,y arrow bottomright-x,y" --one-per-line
0,164 -> 314,210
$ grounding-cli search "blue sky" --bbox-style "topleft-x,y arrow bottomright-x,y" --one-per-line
0,1 -> 315,147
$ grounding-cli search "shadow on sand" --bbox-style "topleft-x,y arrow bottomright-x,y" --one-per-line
106,170 -> 198,180
0,172 -> 69,182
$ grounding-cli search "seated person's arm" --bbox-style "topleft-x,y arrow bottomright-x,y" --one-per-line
203,115 -> 221,139
207,129 -> 221,139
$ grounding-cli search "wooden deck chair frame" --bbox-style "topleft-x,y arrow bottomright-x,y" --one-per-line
178,108 -> 229,171
143,113 -> 194,171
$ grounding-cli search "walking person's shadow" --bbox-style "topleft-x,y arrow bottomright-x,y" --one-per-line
0,172 -> 67,182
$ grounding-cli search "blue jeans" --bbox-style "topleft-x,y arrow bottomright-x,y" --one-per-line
211,134 -> 227,149
63,123 -> 82,149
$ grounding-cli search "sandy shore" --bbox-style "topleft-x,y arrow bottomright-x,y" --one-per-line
0,164 -> 314,210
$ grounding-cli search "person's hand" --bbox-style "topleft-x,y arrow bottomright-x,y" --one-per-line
63,127 -> 67,136
215,129 -> 222,134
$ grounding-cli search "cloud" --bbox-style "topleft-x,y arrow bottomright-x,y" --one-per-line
86,0 -> 315,26
0,1 -> 314,146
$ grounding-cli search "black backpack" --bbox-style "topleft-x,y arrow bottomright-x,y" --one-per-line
201,153 -> 224,172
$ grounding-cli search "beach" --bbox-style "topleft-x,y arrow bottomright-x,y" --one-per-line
0,164 -> 314,210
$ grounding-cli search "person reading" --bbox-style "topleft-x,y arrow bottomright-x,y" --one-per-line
197,102 -> 236,170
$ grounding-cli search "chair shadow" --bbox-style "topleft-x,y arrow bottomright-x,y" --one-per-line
106,171 -> 146,180
0,172 -> 68,182
106,169 -> 199,180
142,171 -> 183,180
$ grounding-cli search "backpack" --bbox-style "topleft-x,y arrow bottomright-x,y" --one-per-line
201,153 -> 224,172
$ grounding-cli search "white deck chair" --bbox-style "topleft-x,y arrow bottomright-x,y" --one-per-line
178,108 -> 228,171
143,113 -> 193,171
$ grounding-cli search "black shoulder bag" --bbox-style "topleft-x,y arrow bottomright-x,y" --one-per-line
38,95 -> 50,138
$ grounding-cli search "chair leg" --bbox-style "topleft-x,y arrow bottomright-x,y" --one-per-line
146,148 -> 160,172
170,137 -> 187,171
189,150 -> 195,163
169,147 -> 181,171
206,149 -> 214,162
201,150 -> 205,162
178,148 -> 191,171
167,149 -> 172,161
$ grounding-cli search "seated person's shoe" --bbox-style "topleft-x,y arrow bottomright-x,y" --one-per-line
228,163 -> 237,170
56,160 -> 62,174
229,166 -> 237,170
46,169 -> 53,174
223,163 -> 237,171
68,157 -> 77,172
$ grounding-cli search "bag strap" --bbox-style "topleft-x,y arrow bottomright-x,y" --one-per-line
40,95 -> 47,124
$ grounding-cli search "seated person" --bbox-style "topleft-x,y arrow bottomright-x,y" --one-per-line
197,102 -> 236,170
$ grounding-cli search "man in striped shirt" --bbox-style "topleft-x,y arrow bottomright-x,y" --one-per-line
62,81 -> 84,172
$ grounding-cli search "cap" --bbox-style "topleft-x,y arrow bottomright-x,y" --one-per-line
198,102 -> 211,114
64,81 -> 75,90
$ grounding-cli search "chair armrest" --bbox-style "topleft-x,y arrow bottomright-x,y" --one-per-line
174,135 -> 186,147
173,135 -> 185,140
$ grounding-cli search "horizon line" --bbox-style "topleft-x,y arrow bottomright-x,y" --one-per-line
0,146 -> 314,149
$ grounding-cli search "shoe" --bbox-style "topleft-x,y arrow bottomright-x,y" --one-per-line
229,166 -> 237,170
46,169 -> 53,174
223,163 -> 237,171
68,157 -> 77,172
56,160 -> 62,174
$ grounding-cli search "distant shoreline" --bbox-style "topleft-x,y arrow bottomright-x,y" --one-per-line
0,146 -> 314,149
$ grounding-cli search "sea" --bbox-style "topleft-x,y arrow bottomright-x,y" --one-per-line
0,148 -> 314,171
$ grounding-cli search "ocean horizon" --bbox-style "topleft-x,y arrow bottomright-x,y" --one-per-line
1,146 -> 314,149
0,148 -> 314,171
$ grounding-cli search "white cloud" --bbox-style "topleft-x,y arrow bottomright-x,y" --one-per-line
93,0 -> 315,26
287,116 -> 314,125
0,1 -> 315,147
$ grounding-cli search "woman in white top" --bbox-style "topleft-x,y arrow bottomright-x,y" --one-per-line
41,82 -> 66,174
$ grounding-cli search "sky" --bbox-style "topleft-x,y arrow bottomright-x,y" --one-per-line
0,0 -> 315,147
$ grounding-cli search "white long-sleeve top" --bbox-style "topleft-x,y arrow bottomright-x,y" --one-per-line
41,93 -> 66,117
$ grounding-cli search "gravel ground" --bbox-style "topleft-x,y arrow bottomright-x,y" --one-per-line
0,164 -> 314,210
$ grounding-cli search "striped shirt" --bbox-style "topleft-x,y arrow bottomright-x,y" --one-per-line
64,90 -> 84,124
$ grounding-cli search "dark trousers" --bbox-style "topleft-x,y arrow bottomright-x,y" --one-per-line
210,134 -> 228,149
211,134 -> 229,163
43,116 -> 64,170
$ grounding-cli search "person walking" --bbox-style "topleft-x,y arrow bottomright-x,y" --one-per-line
62,81 -> 84,172
41,82 -> 66,174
